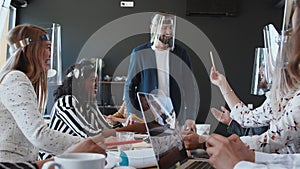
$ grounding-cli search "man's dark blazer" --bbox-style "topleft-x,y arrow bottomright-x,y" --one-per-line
123,42 -> 198,125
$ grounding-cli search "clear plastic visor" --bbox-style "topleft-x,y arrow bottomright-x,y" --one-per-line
45,23 -> 62,86
251,47 -> 271,95
150,13 -> 176,50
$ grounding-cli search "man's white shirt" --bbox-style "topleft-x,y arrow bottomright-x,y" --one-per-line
234,151 -> 300,169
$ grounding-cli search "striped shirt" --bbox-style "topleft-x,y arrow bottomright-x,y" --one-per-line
0,162 -> 37,169
39,95 -> 112,159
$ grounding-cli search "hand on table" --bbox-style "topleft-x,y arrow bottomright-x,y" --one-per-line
65,137 -> 107,156
183,131 -> 206,150
205,134 -> 255,169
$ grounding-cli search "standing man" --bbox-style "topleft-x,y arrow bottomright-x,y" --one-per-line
123,12 -> 199,129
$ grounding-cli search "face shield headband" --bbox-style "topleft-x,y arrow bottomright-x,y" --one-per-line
66,59 -> 100,80
150,13 -> 176,51
11,34 -> 50,51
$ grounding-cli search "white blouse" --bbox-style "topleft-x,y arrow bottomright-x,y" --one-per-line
0,71 -> 82,162
230,90 -> 300,153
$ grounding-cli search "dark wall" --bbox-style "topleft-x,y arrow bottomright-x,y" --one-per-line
16,0 -> 283,135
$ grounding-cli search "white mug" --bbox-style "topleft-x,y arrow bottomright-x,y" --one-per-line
42,153 -> 105,169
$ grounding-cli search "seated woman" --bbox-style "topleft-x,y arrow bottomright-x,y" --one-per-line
209,63 -> 300,153
184,6 -> 300,152
39,59 -> 113,159
187,23 -> 300,153
0,24 -> 116,162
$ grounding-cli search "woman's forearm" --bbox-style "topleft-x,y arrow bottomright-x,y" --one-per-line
218,79 -> 241,109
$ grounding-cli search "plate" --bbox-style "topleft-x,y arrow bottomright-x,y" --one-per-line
134,134 -> 148,139
132,141 -> 151,149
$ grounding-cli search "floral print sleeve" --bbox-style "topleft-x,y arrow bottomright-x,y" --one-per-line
240,90 -> 300,153
230,96 -> 273,128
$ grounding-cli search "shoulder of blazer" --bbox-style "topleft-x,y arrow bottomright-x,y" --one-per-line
172,43 -> 187,56
132,42 -> 152,52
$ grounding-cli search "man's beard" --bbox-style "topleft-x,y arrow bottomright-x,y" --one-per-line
159,35 -> 173,48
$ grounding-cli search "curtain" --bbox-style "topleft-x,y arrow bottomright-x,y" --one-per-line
0,0 -> 11,68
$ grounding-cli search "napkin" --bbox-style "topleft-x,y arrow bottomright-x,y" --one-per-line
106,148 -> 156,168
105,151 -> 122,169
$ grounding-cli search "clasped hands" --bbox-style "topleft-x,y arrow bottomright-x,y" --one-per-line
182,120 -> 207,150
206,134 -> 255,169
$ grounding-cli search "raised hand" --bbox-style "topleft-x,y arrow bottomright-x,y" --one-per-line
210,67 -> 226,87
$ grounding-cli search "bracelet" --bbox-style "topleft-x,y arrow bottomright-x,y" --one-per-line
222,89 -> 233,96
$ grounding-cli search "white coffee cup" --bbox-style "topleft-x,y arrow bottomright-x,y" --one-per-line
196,124 -> 211,135
42,153 -> 105,169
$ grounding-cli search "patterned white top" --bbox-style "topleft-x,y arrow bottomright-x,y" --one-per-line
0,71 -> 82,162
230,90 -> 300,153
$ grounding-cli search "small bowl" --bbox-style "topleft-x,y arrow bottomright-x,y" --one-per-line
104,75 -> 112,81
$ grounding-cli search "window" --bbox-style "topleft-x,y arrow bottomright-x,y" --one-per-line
0,2 -> 16,68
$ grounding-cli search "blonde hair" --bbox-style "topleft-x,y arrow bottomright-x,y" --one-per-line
288,25 -> 300,87
267,1 -> 300,109
0,24 -> 48,113
288,1 -> 300,83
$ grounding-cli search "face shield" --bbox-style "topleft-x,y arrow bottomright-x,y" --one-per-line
278,0 -> 294,69
255,0 -> 293,99
263,24 -> 280,85
150,13 -> 176,51
251,47 -> 271,95
251,24 -> 279,96
268,0 -> 294,102
46,23 -> 62,86
69,58 -> 102,103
